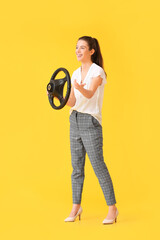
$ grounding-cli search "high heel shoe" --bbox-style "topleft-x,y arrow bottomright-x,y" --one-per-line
64,206 -> 83,222
102,208 -> 119,224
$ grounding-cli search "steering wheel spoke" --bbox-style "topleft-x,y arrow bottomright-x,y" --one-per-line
54,77 -> 66,87
56,93 -> 64,104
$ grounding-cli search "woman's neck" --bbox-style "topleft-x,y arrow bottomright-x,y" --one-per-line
81,61 -> 93,72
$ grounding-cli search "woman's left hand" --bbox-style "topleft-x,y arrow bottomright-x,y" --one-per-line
73,79 -> 86,90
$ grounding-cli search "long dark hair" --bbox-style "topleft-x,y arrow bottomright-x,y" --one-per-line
78,36 -> 107,78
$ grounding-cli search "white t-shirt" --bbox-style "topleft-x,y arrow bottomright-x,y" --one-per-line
69,62 -> 107,126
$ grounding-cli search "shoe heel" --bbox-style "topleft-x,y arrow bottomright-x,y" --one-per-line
115,209 -> 119,223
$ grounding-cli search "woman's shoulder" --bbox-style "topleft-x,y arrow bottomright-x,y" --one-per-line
91,63 -> 107,84
91,63 -> 106,77
92,63 -> 104,72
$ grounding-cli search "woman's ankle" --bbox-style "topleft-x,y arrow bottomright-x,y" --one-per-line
73,203 -> 81,208
108,204 -> 116,209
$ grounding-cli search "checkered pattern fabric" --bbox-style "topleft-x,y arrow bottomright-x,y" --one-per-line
69,110 -> 117,206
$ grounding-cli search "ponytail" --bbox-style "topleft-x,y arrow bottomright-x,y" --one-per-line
78,36 -> 107,78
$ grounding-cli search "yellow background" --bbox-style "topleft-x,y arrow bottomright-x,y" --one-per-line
0,0 -> 160,239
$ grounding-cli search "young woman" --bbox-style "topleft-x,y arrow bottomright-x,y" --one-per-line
64,36 -> 119,224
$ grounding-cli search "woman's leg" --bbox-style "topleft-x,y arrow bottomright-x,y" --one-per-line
80,115 -> 117,206
70,111 -> 86,205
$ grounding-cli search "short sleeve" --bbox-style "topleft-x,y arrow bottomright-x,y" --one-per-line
92,67 -> 107,85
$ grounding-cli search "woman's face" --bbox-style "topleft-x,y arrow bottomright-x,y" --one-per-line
75,40 -> 95,63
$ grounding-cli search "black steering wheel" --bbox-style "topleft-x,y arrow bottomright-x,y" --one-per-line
47,67 -> 71,110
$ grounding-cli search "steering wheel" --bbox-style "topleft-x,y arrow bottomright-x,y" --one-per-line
47,67 -> 71,110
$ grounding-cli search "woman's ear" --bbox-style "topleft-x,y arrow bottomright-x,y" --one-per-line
90,49 -> 95,56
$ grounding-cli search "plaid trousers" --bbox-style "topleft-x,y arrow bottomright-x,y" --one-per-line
69,110 -> 117,206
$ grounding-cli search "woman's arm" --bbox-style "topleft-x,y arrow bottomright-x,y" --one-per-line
73,75 -> 103,99
66,85 -> 76,107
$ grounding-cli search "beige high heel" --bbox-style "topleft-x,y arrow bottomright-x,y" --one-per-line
102,208 -> 119,224
64,206 -> 83,222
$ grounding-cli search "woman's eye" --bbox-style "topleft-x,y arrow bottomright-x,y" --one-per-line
76,46 -> 85,49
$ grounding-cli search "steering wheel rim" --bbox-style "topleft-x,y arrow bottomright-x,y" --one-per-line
47,67 -> 71,110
